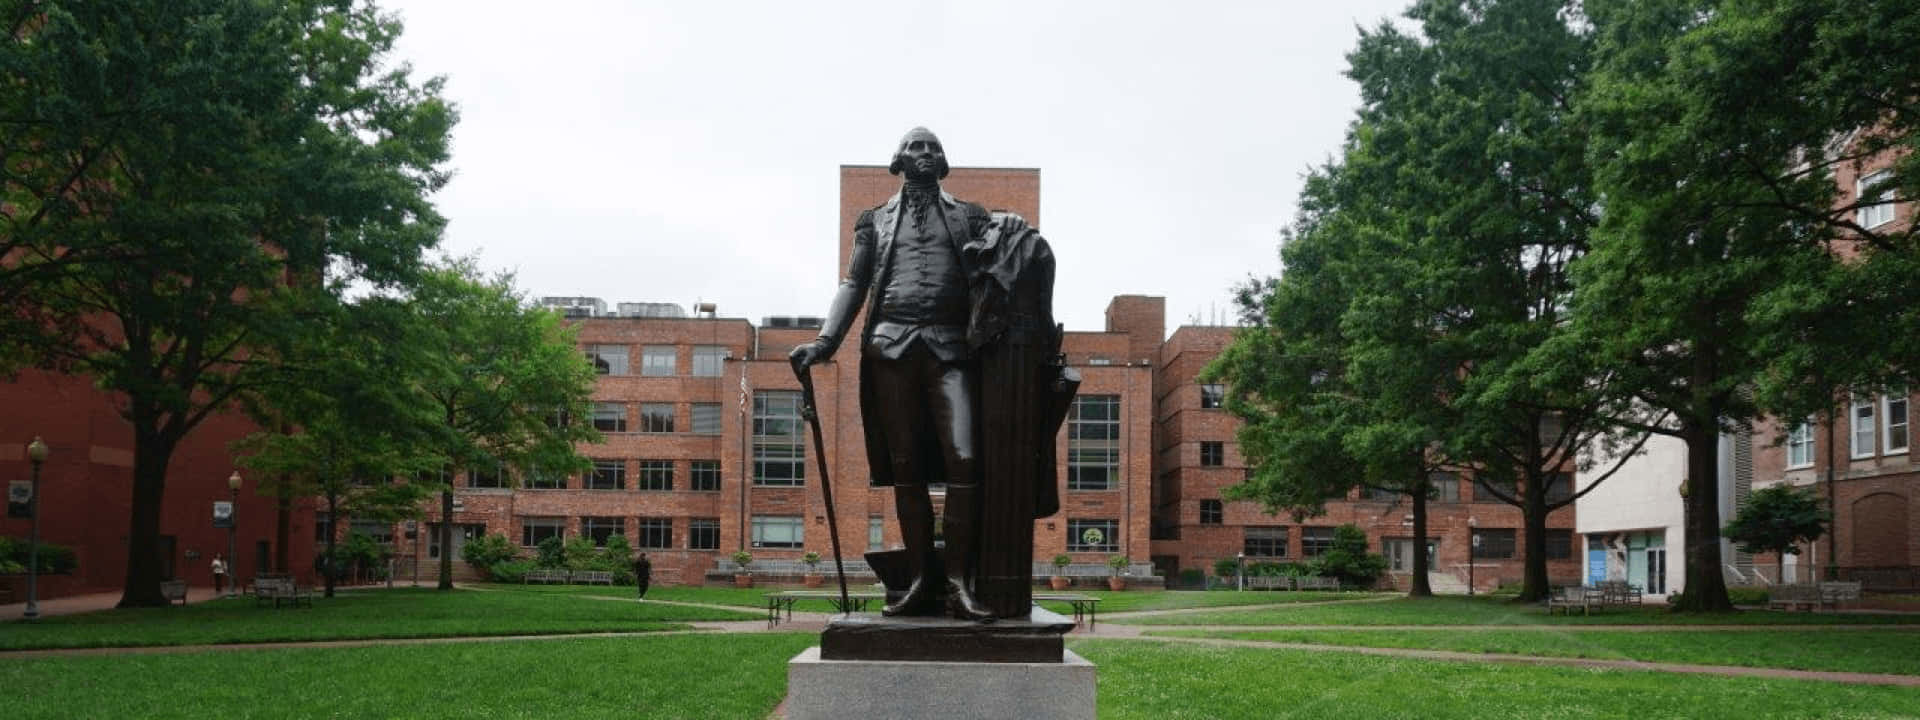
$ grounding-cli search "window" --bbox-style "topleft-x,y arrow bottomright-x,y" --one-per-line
1364,486 -> 1399,501
753,391 -> 805,486
1786,420 -> 1815,468
349,518 -> 394,545
1429,472 -> 1460,503
467,461 -> 507,489
521,516 -> 564,547
691,403 -> 721,434
1472,528 -> 1516,559
689,460 -> 721,491
640,403 -> 675,433
751,515 -> 803,548
691,345 -> 727,377
1244,526 -> 1287,557
1199,383 -> 1225,409
1857,169 -> 1896,229
637,460 -> 673,491
1545,529 -> 1573,560
591,402 -> 627,433
581,517 -> 625,547
314,512 -> 335,542
1886,393 -> 1909,454
1068,395 -> 1120,490
1199,441 -> 1224,467
1198,499 -> 1223,525
1852,396 -> 1876,458
1544,472 -> 1574,504
1067,519 -> 1119,552
523,466 -> 566,490
868,516 -> 885,550
688,518 -> 720,550
1474,476 -> 1515,503
637,517 -> 673,549
584,344 -> 628,376
586,460 -> 626,490
641,345 -> 676,376
1301,526 -> 1336,557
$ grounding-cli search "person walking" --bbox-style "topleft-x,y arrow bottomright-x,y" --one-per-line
211,554 -> 228,595
633,553 -> 652,600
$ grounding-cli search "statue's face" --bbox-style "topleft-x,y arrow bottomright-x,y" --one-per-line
899,138 -> 945,183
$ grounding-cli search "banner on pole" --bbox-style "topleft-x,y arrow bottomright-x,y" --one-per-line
213,500 -> 234,529
6,480 -> 29,518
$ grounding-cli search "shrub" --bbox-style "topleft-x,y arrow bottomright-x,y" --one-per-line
460,533 -> 520,577
535,535 -> 566,568
1178,568 -> 1205,588
1,536 -> 77,574
1107,555 -> 1130,575
562,535 -> 599,571
802,551 -> 822,569
1727,587 -> 1770,605
489,560 -> 533,584
1052,554 -> 1072,571
1213,557 -> 1240,577
1307,524 -> 1388,587
731,550 -> 753,571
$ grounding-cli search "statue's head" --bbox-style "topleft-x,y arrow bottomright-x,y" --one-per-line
888,126 -> 949,181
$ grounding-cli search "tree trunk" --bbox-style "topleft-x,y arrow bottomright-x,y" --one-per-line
274,490 -> 290,574
1516,470 -> 1551,602
116,429 -> 181,608
437,489 -> 454,590
323,490 -> 338,598
1673,415 -> 1734,611
1407,472 -> 1433,597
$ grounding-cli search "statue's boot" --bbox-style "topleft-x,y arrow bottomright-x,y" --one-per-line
883,554 -> 942,616
942,484 -> 996,623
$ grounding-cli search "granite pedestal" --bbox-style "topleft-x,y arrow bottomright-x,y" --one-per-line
785,646 -> 1096,720
820,606 -> 1076,663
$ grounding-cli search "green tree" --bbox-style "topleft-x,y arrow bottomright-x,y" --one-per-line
1309,524 -> 1390,588
0,0 -> 453,607
1723,484 -> 1831,585
408,260 -> 600,590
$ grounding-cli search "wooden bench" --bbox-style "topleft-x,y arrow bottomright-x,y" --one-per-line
1296,576 -> 1340,591
1546,585 -> 1596,616
1244,575 -> 1290,590
1768,582 -> 1861,611
574,570 -> 613,585
252,575 -> 313,608
523,568 -> 569,584
1595,580 -> 1642,606
1033,592 -> 1101,630
160,579 -> 188,607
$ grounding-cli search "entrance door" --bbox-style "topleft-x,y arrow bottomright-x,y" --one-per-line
255,540 -> 272,577
1384,539 -> 1439,573
1645,547 -> 1667,594
429,523 -> 485,560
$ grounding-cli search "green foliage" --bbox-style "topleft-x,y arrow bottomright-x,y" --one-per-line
487,561 -> 533,584
562,536 -> 599,571
731,550 -> 754,571
1727,587 -> 1771,606
1,536 -> 78,574
1213,557 -> 1241,577
1306,525 -> 1388,588
1107,555 -> 1131,575
534,536 -> 566,568
1722,485 -> 1831,561
801,551 -> 822,568
459,533 -> 520,578
1052,554 -> 1073,570
1178,568 -> 1205,587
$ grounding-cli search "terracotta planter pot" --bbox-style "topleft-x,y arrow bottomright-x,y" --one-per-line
1108,576 -> 1126,591
734,573 -> 753,588
1050,575 -> 1070,590
803,573 -> 823,588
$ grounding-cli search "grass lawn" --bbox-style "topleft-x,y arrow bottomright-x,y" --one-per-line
1113,595 -> 1920,626
1146,628 -> 1920,676
484,583 -> 1377,615
0,633 -> 817,720
1076,639 -> 1920,719
0,587 -> 756,650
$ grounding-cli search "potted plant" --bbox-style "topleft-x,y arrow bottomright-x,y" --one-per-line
1106,555 -> 1130,591
801,551 -> 823,588
731,550 -> 754,588
1050,554 -> 1072,590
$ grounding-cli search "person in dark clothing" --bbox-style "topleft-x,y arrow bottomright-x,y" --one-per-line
634,553 -> 652,599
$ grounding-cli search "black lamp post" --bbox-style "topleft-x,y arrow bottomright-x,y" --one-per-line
1468,516 -> 1480,598
24,437 -> 48,620
227,471 -> 241,598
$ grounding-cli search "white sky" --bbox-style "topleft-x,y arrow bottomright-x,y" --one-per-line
383,0 -> 1412,334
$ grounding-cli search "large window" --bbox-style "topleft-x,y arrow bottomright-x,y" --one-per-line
1300,526 -> 1336,557
640,403 -> 675,433
688,518 -> 720,550
1198,499 -> 1223,525
521,516 -> 565,547
1199,383 -> 1225,409
523,467 -> 565,490
1545,529 -> 1573,560
691,403 -> 721,434
586,460 -> 625,490
1066,519 -> 1118,552
584,344 -> 628,376
1363,485 -> 1399,501
1474,476 -> 1515,503
1199,441 -> 1224,467
591,402 -> 627,433
1429,472 -> 1460,503
637,460 -> 673,491
1068,395 -> 1120,490
1787,420 -> 1815,468
689,460 -> 721,491
753,391 -> 805,486
350,518 -> 392,545
641,345 -> 677,376
1886,393 -> 1909,454
467,461 -> 507,489
1473,528 -> 1516,559
637,518 -> 673,549
1244,526 -> 1287,557
869,516 -> 885,550
581,517 -> 625,547
1858,169 -> 1896,229
1544,472 -> 1574,504
1853,396 -> 1877,458
751,515 -> 803,549
691,345 -> 727,377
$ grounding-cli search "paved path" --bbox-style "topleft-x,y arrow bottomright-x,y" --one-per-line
1104,622 -> 1920,633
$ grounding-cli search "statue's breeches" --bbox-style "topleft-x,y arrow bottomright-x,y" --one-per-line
864,341 -> 977,487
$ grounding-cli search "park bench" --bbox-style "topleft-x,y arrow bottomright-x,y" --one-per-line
160,579 -> 188,607
574,570 -> 613,585
1296,576 -> 1340,591
1033,592 -> 1101,630
523,568 -> 569,584
251,575 -> 312,608
1245,575 -> 1291,590
1546,585 -> 1596,616
1768,582 -> 1861,611
1595,580 -> 1642,606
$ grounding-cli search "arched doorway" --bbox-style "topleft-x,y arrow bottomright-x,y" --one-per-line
1851,492 -> 1910,567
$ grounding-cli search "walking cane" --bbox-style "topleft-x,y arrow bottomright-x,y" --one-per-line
791,357 -> 852,614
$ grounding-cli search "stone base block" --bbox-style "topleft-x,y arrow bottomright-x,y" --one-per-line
784,646 -> 1095,720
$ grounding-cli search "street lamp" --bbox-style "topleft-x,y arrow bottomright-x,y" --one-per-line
1467,516 -> 1480,598
1236,552 -> 1246,591
23,437 -> 48,620
227,471 -> 242,598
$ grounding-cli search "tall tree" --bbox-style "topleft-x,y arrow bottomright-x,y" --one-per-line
0,0 -> 454,607
407,260 -> 600,590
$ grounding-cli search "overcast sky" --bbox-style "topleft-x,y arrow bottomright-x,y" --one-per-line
383,0 -> 1413,334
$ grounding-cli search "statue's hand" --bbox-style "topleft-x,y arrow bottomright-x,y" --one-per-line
789,340 -> 832,369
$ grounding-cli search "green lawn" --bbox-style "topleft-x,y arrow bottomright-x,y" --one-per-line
0,587 -> 755,650
0,633 -> 816,720
482,583 -> 1370,615
1113,595 -> 1920,626
1076,639 -> 1920,719
1147,628 -> 1920,676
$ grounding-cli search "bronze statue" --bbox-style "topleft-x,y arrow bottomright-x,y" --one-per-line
791,128 -> 1075,622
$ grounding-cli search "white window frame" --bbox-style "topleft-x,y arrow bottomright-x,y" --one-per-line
691,345 -> 727,377
1857,169 -> 1895,229
641,345 -> 677,376
1785,419 -> 1814,469
750,515 -> 804,549
1885,393 -> 1909,455
1851,396 -> 1877,459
